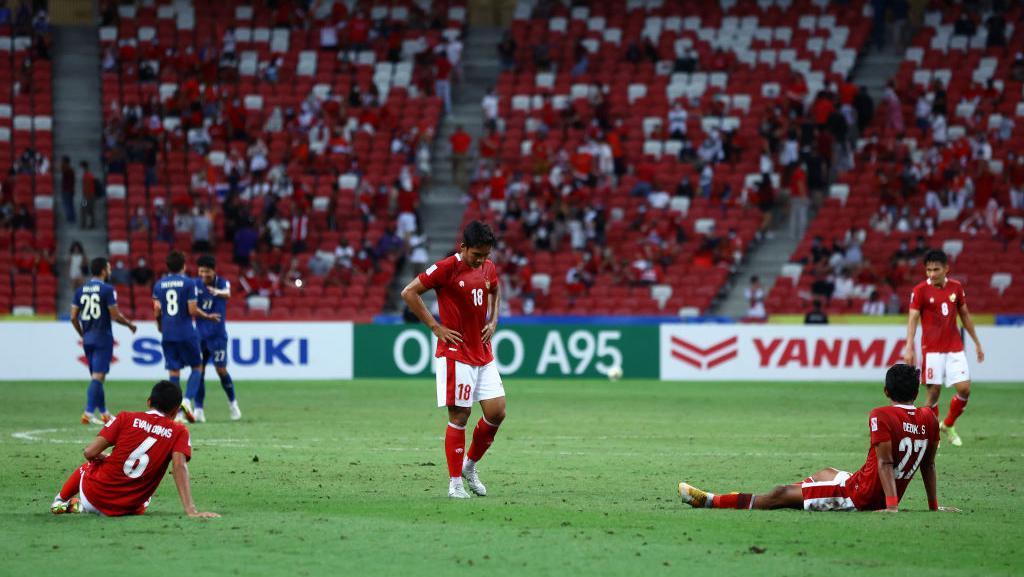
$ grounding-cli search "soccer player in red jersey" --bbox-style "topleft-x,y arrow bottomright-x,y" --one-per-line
49,380 -> 219,518
902,249 -> 984,447
400,221 -> 505,499
678,364 -> 960,513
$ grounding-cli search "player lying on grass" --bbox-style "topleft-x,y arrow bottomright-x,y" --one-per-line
49,380 -> 219,518
679,364 -> 960,512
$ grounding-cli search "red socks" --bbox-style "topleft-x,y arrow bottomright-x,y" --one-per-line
712,493 -> 754,509
59,465 -> 84,501
444,423 -> 466,478
944,394 -> 968,427
467,417 -> 500,462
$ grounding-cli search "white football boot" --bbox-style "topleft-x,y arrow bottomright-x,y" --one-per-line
228,400 -> 242,421
462,460 -> 487,496
448,478 -> 471,499
193,407 -> 206,423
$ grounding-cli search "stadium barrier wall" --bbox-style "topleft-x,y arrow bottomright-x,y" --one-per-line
659,325 -> 1021,382
1,322 -> 353,380
353,325 -> 660,379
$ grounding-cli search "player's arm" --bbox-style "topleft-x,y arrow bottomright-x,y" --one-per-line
956,303 -> 984,362
920,436 -> 960,512
171,451 -> 220,518
188,299 -> 221,322
109,305 -> 137,334
70,305 -> 84,338
211,285 -> 231,299
83,435 -> 112,462
153,299 -> 163,333
902,308 -> 920,365
874,440 -> 900,512
400,277 -> 463,344
482,278 -> 501,344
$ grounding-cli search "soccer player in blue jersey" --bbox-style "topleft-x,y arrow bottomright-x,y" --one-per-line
70,257 -> 137,425
195,255 -> 241,422
152,251 -> 220,423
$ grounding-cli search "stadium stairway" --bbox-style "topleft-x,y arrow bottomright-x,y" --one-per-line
52,26 -> 106,310
387,26 -> 503,312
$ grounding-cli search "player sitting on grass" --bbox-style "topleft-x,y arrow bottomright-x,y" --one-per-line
50,380 -> 219,518
195,255 -> 241,422
71,257 -> 137,425
679,364 -> 960,513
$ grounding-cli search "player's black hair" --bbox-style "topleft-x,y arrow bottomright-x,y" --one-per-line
923,249 -> 948,266
462,220 -> 496,248
166,250 -> 186,273
149,380 -> 183,414
197,255 -> 216,270
90,257 -> 109,276
884,364 -> 920,403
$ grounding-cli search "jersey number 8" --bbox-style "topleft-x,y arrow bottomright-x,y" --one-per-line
79,294 -> 102,321
166,290 -> 179,315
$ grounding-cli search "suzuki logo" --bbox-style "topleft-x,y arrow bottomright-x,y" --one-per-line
670,336 -> 738,370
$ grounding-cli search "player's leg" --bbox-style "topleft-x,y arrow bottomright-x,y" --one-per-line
940,352 -> 970,446
51,464 -> 86,514
183,339 -> 204,421
463,362 -> 506,496
437,357 -> 473,498
922,352 -> 945,418
211,338 -> 240,419
678,481 -> 803,510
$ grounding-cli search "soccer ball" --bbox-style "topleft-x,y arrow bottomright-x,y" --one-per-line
606,366 -> 623,381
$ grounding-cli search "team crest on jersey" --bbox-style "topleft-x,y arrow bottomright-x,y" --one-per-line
949,293 -> 956,302
485,280 -> 490,290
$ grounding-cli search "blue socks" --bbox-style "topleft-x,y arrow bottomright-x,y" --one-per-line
220,373 -> 236,402
196,372 -> 206,409
185,370 -> 202,403
85,379 -> 104,413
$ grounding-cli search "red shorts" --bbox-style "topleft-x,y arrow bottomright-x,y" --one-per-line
800,470 -> 857,511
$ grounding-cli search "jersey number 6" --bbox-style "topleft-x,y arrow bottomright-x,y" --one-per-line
123,436 -> 159,479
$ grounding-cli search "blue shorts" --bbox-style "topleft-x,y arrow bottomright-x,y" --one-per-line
201,337 -> 229,368
83,343 -> 113,374
162,339 -> 202,371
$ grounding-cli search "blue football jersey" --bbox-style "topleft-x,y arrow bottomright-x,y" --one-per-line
73,279 -> 117,345
196,276 -> 229,340
152,274 -> 199,342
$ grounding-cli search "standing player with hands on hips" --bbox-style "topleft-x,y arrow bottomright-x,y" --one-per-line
903,250 -> 984,447
401,221 -> 506,499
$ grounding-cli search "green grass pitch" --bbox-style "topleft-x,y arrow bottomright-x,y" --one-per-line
2,378 -> 1022,576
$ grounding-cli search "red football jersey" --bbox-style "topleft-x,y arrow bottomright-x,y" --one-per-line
83,410 -> 192,516
418,253 -> 499,366
845,404 -> 939,510
909,278 -> 966,353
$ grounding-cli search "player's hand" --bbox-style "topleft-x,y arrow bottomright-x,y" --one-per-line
188,511 -> 220,518
432,324 -> 463,345
937,506 -> 961,513
481,321 -> 497,344
902,345 -> 915,366
876,508 -> 899,514
975,346 -> 984,363
208,313 -> 222,322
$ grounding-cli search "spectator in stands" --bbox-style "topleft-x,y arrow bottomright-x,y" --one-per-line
789,162 -> 809,240
60,156 -> 75,224
110,259 -> 131,286
290,207 -> 309,254
497,31 -> 517,72
68,241 -> 87,290
449,125 -> 471,189
79,161 -> 97,230
16,148 -> 49,175
953,11 -> 976,37
810,263 -> 834,304
674,45 -> 698,74
745,276 -> 766,320
668,101 -> 688,141
11,203 -> 33,230
853,86 -> 874,134
435,50 -> 453,115
804,300 -> 829,325
1012,53 -> 1024,83
131,257 -> 154,287
481,88 -> 499,132
882,82 -> 904,135
233,217 -> 258,267
192,206 -> 212,253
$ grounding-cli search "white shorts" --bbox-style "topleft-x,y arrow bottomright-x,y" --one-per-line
922,351 -> 970,387
801,470 -> 856,512
435,357 -> 505,408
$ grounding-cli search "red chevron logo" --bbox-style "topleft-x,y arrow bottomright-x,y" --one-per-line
670,336 -> 738,370
77,339 -> 121,368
